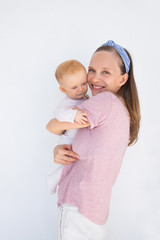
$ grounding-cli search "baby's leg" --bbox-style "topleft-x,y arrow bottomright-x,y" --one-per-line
47,166 -> 63,194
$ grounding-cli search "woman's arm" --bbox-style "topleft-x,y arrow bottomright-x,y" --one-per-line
46,118 -> 90,135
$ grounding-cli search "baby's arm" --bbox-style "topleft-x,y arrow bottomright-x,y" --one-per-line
55,97 -> 89,125
56,107 -> 88,125
55,107 -> 77,124
46,117 -> 90,135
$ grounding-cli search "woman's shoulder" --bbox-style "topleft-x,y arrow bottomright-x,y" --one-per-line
110,93 -> 129,116
100,91 -> 126,107
91,91 -> 113,101
96,91 -> 129,116
89,91 -> 127,107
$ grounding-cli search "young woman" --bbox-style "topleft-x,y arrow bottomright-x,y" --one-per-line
46,40 -> 140,240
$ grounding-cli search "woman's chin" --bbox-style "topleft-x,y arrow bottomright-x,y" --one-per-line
91,88 -> 105,96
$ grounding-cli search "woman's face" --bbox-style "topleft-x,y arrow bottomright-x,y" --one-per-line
87,50 -> 127,96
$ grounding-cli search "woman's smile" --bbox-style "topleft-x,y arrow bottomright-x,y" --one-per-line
91,84 -> 105,89
89,84 -> 106,95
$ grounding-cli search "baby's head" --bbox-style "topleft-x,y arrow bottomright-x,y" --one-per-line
55,60 -> 88,99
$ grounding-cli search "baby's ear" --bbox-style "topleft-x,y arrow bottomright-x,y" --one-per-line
59,86 -> 66,94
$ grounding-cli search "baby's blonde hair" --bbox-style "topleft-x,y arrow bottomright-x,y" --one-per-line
55,60 -> 86,84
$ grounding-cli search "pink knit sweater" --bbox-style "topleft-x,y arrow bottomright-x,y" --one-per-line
57,91 -> 130,225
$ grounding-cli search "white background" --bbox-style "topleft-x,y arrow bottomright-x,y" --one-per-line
0,0 -> 160,239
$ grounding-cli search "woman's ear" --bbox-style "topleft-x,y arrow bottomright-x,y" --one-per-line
59,86 -> 66,94
120,73 -> 128,86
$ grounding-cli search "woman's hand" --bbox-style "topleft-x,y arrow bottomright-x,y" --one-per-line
54,145 -> 79,165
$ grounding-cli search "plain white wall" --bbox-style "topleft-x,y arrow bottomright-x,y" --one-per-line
0,0 -> 160,239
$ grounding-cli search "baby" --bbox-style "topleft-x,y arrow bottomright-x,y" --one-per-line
47,60 -> 89,194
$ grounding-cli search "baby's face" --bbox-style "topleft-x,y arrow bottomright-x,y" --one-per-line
60,70 -> 88,99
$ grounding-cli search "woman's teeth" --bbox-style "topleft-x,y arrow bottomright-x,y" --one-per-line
92,85 -> 104,89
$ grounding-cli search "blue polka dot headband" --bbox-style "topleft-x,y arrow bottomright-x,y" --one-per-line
101,40 -> 130,74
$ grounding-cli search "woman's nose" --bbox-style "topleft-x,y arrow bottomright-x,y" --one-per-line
92,75 -> 101,83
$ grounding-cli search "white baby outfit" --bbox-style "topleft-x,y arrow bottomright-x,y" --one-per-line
47,95 -> 86,194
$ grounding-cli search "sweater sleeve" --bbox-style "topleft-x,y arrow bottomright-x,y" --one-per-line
77,91 -> 112,129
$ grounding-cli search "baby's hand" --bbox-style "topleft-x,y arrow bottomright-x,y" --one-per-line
74,110 -> 89,124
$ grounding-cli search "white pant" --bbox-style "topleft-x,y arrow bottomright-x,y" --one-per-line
58,204 -> 108,240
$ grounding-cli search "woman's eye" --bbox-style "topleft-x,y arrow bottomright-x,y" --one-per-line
88,69 -> 95,73
104,71 -> 109,75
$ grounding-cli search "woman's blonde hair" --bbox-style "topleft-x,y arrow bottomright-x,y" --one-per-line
95,46 -> 141,146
